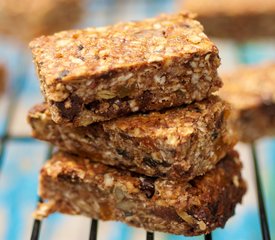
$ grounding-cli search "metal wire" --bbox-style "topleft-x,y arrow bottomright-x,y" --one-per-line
89,219 -> 98,240
0,55 -> 28,171
204,233 -> 212,240
251,144 -> 271,240
30,219 -> 41,240
30,146 -> 53,240
146,231 -> 154,240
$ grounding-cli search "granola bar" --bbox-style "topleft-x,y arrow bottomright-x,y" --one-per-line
182,0 -> 275,40
30,12 -> 222,126
0,0 -> 83,42
35,150 -> 246,236
219,63 -> 275,142
28,96 -> 237,181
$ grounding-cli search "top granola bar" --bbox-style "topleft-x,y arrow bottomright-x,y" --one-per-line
30,12 -> 221,126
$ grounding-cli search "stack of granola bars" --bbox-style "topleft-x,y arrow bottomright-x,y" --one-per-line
28,12 -> 246,236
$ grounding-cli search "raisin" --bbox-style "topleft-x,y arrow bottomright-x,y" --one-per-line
162,30 -> 167,37
139,177 -> 155,198
193,105 -> 202,113
124,211 -> 133,217
54,95 -> 82,121
139,91 -> 152,110
78,56 -> 85,61
78,44 -> 84,50
57,173 -> 82,184
115,148 -> 133,160
262,102 -> 275,119
57,69 -> 69,80
143,156 -> 158,167
143,156 -> 171,169
211,130 -> 219,140
154,207 -> 184,223
216,111 -> 224,129
119,132 -> 132,140
84,100 -> 100,110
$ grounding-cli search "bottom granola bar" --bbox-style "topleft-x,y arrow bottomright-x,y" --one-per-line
35,150 -> 246,236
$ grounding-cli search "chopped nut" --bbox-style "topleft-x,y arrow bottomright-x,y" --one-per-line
205,54 -> 211,61
97,90 -> 116,99
65,85 -> 73,91
113,104 -> 119,110
191,73 -> 200,84
233,175 -> 240,187
117,200 -> 136,212
148,56 -> 164,63
56,39 -> 71,47
153,23 -> 162,29
205,76 -> 212,81
64,100 -> 72,109
176,210 -> 196,224
113,186 -> 125,202
104,174 -> 114,187
154,74 -> 166,84
190,61 -> 198,68
34,201 -> 57,220
70,57 -> 84,64
198,220 -> 207,231
166,135 -> 179,146
188,35 -> 201,44
117,73 -> 133,81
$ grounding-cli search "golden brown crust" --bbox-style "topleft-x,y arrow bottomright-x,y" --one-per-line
28,96 -> 238,180
30,12 -> 221,126
35,150 -> 246,236
219,63 -> 275,142
182,0 -> 275,39
0,0 -> 83,42
30,11 -> 219,86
